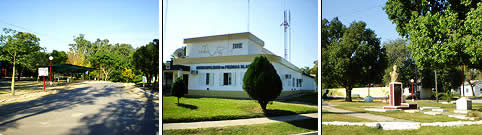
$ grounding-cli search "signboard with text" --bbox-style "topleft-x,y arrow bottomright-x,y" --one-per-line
38,68 -> 48,76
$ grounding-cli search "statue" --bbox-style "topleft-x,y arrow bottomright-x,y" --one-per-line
390,65 -> 399,82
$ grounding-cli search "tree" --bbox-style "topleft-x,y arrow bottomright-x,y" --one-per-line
384,1 -> 482,100
381,39 -> 419,87
132,40 -> 159,91
243,56 -> 282,111
89,53 -> 118,81
301,67 -> 311,75
67,34 -> 91,66
171,77 -> 186,104
310,61 -> 318,84
324,20 -> 384,102
50,50 -> 68,64
121,67 -> 135,82
322,17 -> 346,89
0,28 -> 41,95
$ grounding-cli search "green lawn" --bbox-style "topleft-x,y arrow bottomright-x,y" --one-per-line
164,118 -> 317,135
322,125 -> 482,135
281,92 -> 318,105
163,96 -> 317,123
322,109 -> 375,122
324,99 -> 481,122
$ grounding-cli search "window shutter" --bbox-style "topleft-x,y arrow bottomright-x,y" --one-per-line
210,72 -> 214,86
233,72 -> 236,86
220,73 -> 224,86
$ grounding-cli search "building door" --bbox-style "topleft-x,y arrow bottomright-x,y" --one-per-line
183,74 -> 189,94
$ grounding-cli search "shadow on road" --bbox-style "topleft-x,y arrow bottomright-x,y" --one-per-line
69,89 -> 159,135
0,82 -> 158,135
0,85 -> 106,131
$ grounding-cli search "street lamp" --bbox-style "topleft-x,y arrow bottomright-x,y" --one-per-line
411,79 -> 414,102
365,66 -> 373,102
49,56 -> 53,86
368,66 -> 372,96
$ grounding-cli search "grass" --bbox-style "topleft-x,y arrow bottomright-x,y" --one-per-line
324,99 -> 481,122
322,125 -> 482,135
281,92 -> 318,105
163,118 -> 317,135
162,96 -> 317,123
322,109 -> 375,122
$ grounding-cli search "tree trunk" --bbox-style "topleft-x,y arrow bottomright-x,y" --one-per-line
177,97 -> 180,104
153,74 -> 158,91
435,70 -> 438,103
345,85 -> 353,102
259,100 -> 268,112
467,80 -> 475,97
11,51 -> 16,96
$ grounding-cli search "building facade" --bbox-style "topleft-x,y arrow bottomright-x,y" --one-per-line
164,32 -> 316,98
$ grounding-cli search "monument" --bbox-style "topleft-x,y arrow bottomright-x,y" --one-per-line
384,65 -> 417,109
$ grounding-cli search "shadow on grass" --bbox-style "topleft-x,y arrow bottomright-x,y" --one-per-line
284,118 -> 317,131
265,110 -> 317,131
177,103 -> 198,110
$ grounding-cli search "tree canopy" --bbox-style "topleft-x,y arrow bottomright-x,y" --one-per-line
0,28 -> 41,95
322,18 -> 385,101
243,56 -> 282,111
384,0 -> 481,70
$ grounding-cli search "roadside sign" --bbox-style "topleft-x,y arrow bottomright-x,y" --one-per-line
39,68 -> 48,76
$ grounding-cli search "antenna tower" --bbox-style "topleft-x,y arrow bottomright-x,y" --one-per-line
280,10 -> 290,60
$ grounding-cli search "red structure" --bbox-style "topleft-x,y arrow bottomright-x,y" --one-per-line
389,82 -> 402,106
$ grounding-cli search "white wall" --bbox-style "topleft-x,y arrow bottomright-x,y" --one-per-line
186,62 -> 316,91
186,39 -> 265,58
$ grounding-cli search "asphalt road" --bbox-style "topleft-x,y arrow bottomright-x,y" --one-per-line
0,81 -> 159,135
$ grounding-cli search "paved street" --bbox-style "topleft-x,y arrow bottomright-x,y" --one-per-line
0,81 -> 159,135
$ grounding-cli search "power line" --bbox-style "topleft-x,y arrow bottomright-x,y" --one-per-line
0,19 -> 43,36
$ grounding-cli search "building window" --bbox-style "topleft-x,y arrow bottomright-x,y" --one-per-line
292,78 -> 295,87
206,73 -> 210,85
233,43 -> 242,49
224,73 -> 232,85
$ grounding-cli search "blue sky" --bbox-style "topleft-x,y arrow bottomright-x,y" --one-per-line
322,0 -> 403,45
0,0 -> 159,53
162,0 -> 318,68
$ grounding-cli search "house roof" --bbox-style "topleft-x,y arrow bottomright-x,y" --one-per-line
183,32 -> 265,47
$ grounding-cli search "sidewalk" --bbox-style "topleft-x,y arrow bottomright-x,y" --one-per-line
322,105 -> 412,122
163,113 -> 318,130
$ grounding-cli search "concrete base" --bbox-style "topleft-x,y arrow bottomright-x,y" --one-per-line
448,115 -> 477,120
432,109 -> 448,112
365,108 -> 401,112
454,110 -> 472,114
383,106 -> 409,110
364,96 -> 374,102
424,112 -> 442,115
401,103 -> 418,109
419,107 -> 441,110
404,110 -> 420,113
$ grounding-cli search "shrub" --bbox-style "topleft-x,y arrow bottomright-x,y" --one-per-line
243,56 -> 282,111
171,77 -> 187,104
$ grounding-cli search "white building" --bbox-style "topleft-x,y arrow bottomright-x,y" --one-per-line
456,80 -> 482,97
163,32 -> 316,98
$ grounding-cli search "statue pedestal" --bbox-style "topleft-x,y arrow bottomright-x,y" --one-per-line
456,97 -> 472,110
389,82 -> 403,106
